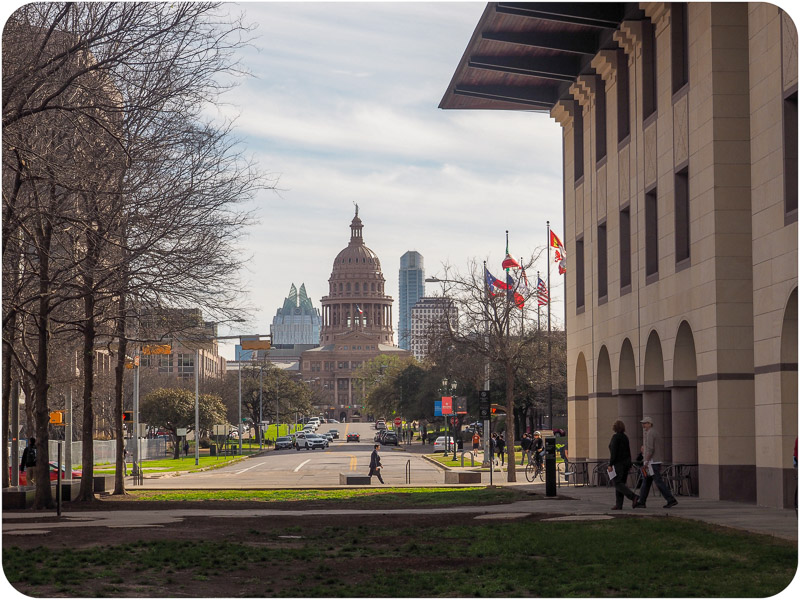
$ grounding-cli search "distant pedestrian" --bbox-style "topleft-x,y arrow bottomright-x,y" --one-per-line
123,448 -> 129,476
490,433 -> 498,465
421,426 -> 427,445
183,440 -> 189,457
19,437 -> 37,486
520,433 -> 532,465
607,420 -> 639,510
637,417 -> 677,509
369,444 -> 384,484
472,431 -> 481,451
496,434 -> 506,466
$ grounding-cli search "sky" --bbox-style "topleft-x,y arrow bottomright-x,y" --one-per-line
0,0 -> 566,359
211,1 -> 566,359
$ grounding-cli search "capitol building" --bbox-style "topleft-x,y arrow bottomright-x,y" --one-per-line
300,209 -> 410,422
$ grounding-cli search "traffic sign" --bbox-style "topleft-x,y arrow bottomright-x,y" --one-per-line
394,417 -> 401,427
241,339 -> 271,350
143,344 -> 171,355
450,416 -> 459,426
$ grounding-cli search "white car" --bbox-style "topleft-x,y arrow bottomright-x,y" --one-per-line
433,436 -> 456,453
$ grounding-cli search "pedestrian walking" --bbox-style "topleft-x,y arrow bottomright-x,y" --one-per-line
520,433 -> 532,465
19,437 -> 37,486
607,420 -> 639,510
421,425 -> 427,445
472,431 -> 481,451
183,440 -> 189,457
490,433 -> 498,465
496,433 -> 506,466
637,417 -> 678,509
123,448 -> 129,476
368,444 -> 385,484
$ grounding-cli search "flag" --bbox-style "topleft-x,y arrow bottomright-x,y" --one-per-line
485,268 -> 511,291
558,256 -> 566,275
502,253 -> 520,270
550,231 -> 564,250
537,277 -> 549,306
518,268 -> 531,295
356,305 -> 363,314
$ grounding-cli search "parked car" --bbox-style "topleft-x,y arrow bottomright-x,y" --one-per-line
381,431 -> 399,446
322,432 -> 334,443
11,462 -> 82,486
305,434 -> 328,450
274,436 -> 293,450
375,420 -> 386,430
328,429 -> 340,439
294,431 -> 308,450
346,432 -> 360,442
433,436 -> 456,453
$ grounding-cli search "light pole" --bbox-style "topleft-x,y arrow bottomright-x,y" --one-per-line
441,378 -> 457,461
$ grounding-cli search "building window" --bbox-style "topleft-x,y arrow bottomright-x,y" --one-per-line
643,20 -> 657,121
785,91 -> 798,217
671,3 -> 689,94
675,168 -> 690,263
177,353 -> 194,378
158,354 -> 174,374
620,207 -> 631,290
355,282 -> 359,292
574,107 -> 584,181
576,236 -> 585,310
597,222 -> 608,301
645,188 -> 659,278
596,79 -> 607,162
617,51 -> 630,142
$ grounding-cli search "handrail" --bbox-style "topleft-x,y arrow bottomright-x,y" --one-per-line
405,459 -> 411,484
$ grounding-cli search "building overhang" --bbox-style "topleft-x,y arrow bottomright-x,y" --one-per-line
439,2 -> 642,112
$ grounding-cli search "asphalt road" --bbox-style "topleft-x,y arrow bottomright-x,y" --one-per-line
141,421 -> 445,488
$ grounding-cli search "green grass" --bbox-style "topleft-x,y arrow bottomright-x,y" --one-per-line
93,454 -> 247,475
120,486 -> 523,505
4,519 -> 795,596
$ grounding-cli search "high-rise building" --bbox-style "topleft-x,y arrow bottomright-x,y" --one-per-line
410,296 -> 457,361
270,283 -> 321,345
398,251 -> 425,350
300,208 -> 410,422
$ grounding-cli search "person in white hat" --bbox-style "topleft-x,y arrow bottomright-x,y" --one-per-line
638,417 -> 678,509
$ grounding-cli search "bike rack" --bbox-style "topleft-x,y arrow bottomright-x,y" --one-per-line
460,451 -> 475,467
405,460 -> 411,484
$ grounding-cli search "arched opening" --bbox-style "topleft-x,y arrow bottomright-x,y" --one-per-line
571,352 -> 590,459
617,338 -> 641,453
594,346 -> 617,458
779,289 -> 798,507
643,330 -> 671,461
672,321 -> 698,477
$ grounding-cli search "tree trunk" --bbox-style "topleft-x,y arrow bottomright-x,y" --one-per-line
33,222 -> 54,509
112,296 -> 127,495
2,309 -> 17,489
78,217 -> 98,501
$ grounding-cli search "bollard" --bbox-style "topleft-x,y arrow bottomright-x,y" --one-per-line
545,437 -> 557,497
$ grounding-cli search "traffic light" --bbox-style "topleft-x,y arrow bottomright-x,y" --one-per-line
122,411 -> 133,423
49,410 -> 63,424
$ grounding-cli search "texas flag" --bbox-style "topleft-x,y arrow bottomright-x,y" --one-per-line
485,268 -> 512,291
356,305 -> 363,314
501,253 -> 520,270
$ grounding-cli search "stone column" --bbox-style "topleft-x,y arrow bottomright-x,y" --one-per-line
670,386 -> 698,464
617,394 -> 643,459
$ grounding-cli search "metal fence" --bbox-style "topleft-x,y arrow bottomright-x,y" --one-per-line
10,438 -> 168,467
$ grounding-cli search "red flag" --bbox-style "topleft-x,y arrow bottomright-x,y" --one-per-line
502,253 -> 520,270
550,231 -> 564,250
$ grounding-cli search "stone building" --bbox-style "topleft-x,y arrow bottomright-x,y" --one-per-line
442,2 -> 797,507
300,210 -> 410,421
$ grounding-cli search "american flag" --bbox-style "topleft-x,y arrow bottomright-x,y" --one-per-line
537,277 -> 549,306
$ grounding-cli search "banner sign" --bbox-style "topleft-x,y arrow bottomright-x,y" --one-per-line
441,396 -> 453,415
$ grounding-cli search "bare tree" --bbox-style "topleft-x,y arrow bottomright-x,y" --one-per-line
3,3 -> 271,505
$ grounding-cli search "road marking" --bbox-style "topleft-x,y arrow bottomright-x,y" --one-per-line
349,455 -> 357,471
293,459 -> 311,473
235,462 -> 266,475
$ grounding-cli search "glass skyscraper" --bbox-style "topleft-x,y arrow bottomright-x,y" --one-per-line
398,251 -> 425,350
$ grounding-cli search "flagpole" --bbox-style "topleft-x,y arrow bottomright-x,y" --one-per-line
546,221 -> 552,430
537,270 -> 541,331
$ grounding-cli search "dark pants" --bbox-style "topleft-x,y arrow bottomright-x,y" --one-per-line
369,467 -> 384,483
613,464 -> 637,507
639,463 -> 675,504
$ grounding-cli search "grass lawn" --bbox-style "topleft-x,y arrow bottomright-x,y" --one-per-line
115,486 -> 525,505
4,516 -> 795,597
93,454 -> 248,475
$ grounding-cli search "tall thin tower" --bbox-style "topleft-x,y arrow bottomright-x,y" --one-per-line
398,251 -> 425,350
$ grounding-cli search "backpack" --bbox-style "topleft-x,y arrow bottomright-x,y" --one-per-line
26,446 -> 37,467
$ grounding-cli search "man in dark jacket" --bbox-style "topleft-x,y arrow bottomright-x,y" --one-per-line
368,444 -> 384,483
20,437 -> 37,486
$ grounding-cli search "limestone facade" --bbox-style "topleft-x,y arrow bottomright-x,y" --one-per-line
553,3 -> 797,507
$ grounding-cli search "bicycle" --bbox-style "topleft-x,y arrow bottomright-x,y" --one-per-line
525,454 -> 544,482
